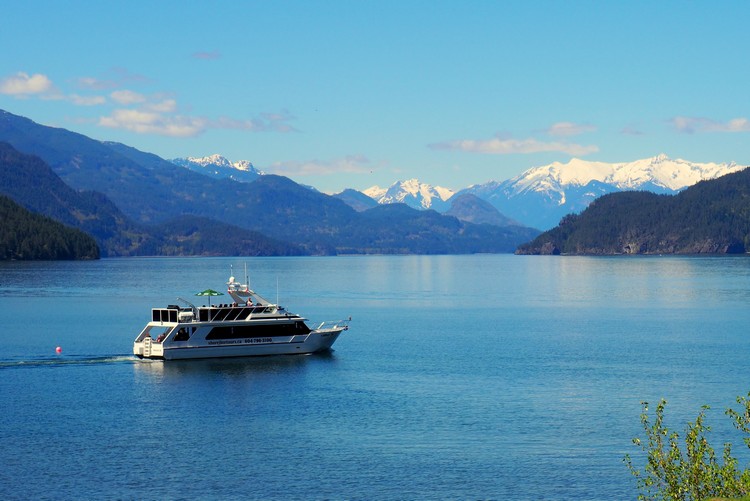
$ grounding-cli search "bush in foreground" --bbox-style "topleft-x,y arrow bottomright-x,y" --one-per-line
625,394 -> 750,500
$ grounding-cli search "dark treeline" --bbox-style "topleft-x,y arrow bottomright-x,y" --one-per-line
0,194 -> 99,260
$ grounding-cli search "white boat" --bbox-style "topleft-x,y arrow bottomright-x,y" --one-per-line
133,271 -> 349,360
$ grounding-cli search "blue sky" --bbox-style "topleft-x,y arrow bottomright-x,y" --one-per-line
1,1 -> 749,193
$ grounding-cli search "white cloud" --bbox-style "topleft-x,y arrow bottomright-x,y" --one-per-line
268,155 -> 371,177
76,76 -> 117,90
110,89 -> 147,105
546,121 -> 596,137
99,108 -> 206,137
145,98 -> 177,113
429,134 -> 599,156
0,72 -> 54,95
98,104 -> 298,138
671,116 -> 750,134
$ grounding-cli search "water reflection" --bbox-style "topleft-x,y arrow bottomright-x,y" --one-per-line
132,351 -> 337,379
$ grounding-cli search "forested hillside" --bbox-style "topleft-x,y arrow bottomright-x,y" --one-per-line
516,167 -> 750,255
0,195 -> 99,260
0,142 -> 308,256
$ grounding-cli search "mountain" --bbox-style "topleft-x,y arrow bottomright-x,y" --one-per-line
0,110 -> 538,255
149,215 -> 305,256
444,193 -> 520,227
0,141 -> 305,257
171,154 -> 263,183
336,203 -> 539,254
516,167 -> 750,255
333,188 -> 378,212
364,178 -> 455,212
0,140 -> 156,256
0,194 -> 99,260
459,154 -> 746,230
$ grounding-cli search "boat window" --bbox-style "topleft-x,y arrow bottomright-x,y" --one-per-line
154,327 -> 172,343
151,309 -> 178,323
206,322 -> 303,340
173,327 -> 190,342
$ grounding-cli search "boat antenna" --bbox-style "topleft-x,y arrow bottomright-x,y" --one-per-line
244,262 -> 249,290
276,276 -> 279,306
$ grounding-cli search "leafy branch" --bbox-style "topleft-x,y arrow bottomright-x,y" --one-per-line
625,395 -> 750,500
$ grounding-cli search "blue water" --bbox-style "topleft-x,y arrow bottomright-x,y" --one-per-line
1,255 -> 750,500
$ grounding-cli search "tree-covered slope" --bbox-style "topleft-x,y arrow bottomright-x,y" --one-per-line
0,141 -> 157,255
516,167 -> 750,255
0,194 -> 99,260
0,142 -> 304,257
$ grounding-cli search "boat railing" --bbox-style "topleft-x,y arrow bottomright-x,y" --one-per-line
315,319 -> 350,332
176,297 -> 198,317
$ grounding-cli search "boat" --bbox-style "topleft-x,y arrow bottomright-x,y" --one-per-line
133,270 -> 350,360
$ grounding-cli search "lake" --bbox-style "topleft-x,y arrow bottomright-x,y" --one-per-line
1,255 -> 749,500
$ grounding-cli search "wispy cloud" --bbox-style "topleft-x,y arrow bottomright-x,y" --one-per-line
429,134 -> 599,156
110,89 -> 147,105
76,68 -> 149,90
69,94 -> 107,106
99,109 -> 207,137
1,69 -> 297,138
620,125 -> 644,136
546,121 -> 596,137
99,102 -> 297,137
192,50 -> 221,60
0,72 -> 54,96
268,155 -> 371,177
671,116 -> 750,134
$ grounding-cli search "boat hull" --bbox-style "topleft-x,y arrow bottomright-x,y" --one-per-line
134,329 -> 343,361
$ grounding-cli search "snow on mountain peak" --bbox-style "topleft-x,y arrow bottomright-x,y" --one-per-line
171,154 -> 263,182
186,154 -> 232,169
363,179 -> 455,210
508,154 -> 744,196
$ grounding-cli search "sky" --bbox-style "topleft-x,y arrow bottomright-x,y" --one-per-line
1,1 -> 749,194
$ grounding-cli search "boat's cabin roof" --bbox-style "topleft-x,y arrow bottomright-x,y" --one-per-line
152,302 -> 298,324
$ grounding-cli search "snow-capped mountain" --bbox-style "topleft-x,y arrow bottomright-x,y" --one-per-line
461,154 -> 746,230
171,154 -> 264,183
363,178 -> 455,211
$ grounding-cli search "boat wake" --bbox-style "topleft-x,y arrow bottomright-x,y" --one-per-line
0,354 -> 136,370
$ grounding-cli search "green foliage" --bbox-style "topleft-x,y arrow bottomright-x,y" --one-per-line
625,397 -> 750,501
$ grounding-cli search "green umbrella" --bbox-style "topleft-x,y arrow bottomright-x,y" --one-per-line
195,288 -> 224,306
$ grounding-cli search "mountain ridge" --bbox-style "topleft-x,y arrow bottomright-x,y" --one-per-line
457,154 -> 746,230
0,109 -> 538,255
